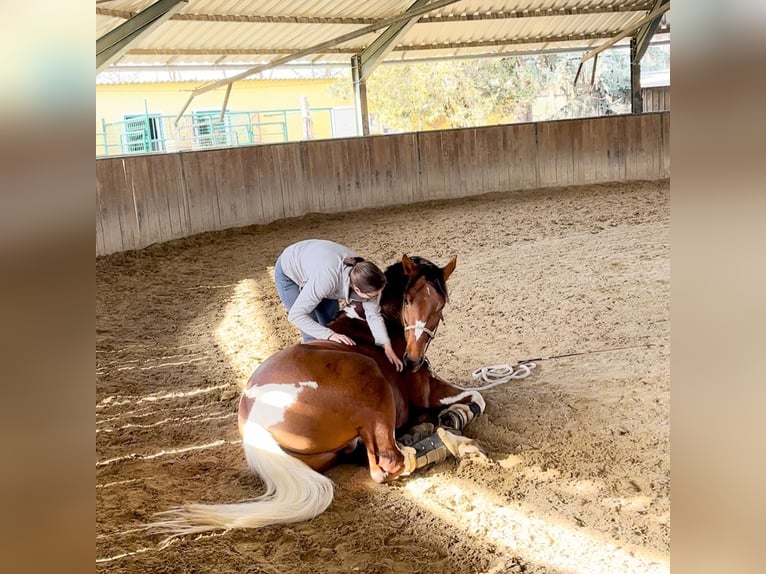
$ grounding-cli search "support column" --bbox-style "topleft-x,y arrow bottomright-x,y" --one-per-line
351,55 -> 370,136
630,36 -> 643,114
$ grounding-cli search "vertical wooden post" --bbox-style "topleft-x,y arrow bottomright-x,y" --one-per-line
630,37 -> 643,114
351,55 -> 370,136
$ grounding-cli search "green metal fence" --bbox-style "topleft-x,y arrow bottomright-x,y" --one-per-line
97,107 -> 336,157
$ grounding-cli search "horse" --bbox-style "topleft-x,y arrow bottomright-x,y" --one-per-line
151,254 -> 486,543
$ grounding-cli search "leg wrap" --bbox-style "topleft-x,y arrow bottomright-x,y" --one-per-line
438,401 -> 482,432
410,432 -> 449,468
397,432 -> 449,474
398,422 -> 435,446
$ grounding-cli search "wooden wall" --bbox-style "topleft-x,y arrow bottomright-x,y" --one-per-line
642,86 -> 670,112
97,112 -> 670,256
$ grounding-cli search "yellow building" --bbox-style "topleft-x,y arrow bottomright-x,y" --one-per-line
96,76 -> 358,156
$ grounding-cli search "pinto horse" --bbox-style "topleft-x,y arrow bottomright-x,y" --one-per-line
152,255 -> 485,542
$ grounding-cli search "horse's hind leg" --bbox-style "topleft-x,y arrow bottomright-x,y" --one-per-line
290,438 -> 360,472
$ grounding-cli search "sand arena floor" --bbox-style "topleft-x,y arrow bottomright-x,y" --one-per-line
97,179 -> 670,574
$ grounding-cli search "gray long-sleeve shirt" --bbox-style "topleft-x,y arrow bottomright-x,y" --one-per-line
277,239 -> 390,346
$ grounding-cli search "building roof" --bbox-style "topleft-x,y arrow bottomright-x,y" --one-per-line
96,0 -> 670,74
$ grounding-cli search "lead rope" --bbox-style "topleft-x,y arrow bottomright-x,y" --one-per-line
469,361 -> 537,390
469,343 -> 658,389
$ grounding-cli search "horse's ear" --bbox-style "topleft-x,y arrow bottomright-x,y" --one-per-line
442,256 -> 457,281
401,254 -> 417,276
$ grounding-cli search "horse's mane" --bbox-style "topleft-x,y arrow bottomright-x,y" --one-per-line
379,256 -> 449,322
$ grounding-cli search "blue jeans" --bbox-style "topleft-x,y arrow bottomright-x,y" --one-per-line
274,258 -> 339,342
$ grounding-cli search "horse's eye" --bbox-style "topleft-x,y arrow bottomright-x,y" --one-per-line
404,300 -> 410,307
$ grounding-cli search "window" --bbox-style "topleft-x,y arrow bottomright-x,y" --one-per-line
193,111 -> 231,148
123,114 -> 164,153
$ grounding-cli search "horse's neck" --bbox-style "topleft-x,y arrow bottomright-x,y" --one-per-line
328,314 -> 376,345
381,264 -> 408,324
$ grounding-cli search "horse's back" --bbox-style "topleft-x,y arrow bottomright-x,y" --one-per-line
238,342 -> 398,455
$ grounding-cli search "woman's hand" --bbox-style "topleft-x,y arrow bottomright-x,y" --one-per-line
328,333 -> 356,346
384,343 -> 404,372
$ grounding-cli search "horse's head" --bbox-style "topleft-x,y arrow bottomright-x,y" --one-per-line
398,254 -> 457,371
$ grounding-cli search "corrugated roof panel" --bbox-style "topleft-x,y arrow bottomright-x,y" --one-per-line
403,12 -> 646,44
131,20 -> 380,52
97,1 -> 667,70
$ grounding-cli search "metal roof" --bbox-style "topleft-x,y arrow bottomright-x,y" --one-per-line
96,1 -> 670,73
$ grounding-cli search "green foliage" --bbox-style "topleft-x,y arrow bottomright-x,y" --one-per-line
327,46 -> 668,132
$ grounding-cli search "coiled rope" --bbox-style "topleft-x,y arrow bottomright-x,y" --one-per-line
469,362 -> 537,390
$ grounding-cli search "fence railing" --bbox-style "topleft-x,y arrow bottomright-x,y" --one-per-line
97,107 -> 336,157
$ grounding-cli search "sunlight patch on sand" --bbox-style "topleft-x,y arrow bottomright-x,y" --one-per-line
402,474 -> 669,574
215,278 -> 283,382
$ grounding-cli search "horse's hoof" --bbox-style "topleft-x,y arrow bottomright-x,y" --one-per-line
369,467 -> 388,484
436,427 -> 484,457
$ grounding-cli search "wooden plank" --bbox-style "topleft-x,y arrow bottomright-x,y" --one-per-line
365,132 -> 420,207
182,150 -> 223,235
601,115 -> 627,182
166,153 -> 190,240
398,133 -> 421,205
96,158 -> 128,255
367,135 -> 390,206
123,154 -> 187,248
451,127 -> 477,199
438,128 -> 460,200
576,120 -> 603,183
661,112 -> 671,177
101,156 -> 141,252
342,136 -> 371,211
211,148 -> 250,230
418,130 -> 448,199
95,184 -> 107,256
504,122 -> 538,191
303,139 -> 336,214
535,120 -> 561,187
124,156 -> 157,248
624,114 -> 656,180
275,143 -> 308,220
236,145 -> 267,225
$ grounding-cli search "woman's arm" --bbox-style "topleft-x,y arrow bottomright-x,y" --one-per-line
363,299 -> 403,371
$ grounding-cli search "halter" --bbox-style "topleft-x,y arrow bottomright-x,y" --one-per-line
403,314 -> 442,340
402,278 -> 445,341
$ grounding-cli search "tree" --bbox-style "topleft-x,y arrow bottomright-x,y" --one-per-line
327,46 -> 666,131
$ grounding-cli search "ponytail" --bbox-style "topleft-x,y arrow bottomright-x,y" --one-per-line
346,258 -> 386,293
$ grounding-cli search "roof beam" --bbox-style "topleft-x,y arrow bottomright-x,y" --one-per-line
578,3 -> 671,66
96,3 -> 655,25
573,2 -> 670,84
127,27 -> 670,58
170,0 -> 463,123
96,0 -> 187,72
633,0 -> 670,63
359,0 -> 430,81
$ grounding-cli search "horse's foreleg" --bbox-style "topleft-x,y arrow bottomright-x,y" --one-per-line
359,424 -> 405,484
397,427 -> 482,475
420,368 -> 486,433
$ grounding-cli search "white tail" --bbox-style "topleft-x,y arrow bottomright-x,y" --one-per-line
150,420 -> 334,546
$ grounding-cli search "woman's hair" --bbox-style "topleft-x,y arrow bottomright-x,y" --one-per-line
343,256 -> 386,294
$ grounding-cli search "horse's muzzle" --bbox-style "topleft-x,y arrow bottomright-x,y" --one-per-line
403,352 -> 425,372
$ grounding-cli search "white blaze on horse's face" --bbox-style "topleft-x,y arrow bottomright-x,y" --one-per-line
413,320 -> 428,341
402,277 -> 445,364
244,381 -> 318,429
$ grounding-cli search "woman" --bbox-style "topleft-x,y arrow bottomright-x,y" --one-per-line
274,239 -> 404,372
